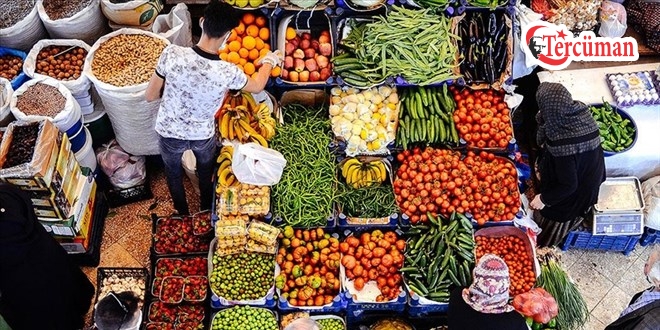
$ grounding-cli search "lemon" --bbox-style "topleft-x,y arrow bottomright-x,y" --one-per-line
360,128 -> 368,140
371,140 -> 382,150
235,0 -> 248,7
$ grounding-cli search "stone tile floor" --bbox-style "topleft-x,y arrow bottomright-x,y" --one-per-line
81,168 -> 655,329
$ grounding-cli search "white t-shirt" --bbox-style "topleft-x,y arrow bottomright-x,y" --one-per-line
154,44 -> 248,140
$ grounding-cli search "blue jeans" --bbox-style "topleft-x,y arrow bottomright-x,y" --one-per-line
159,136 -> 216,215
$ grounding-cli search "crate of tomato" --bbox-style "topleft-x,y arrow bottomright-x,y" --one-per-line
393,147 -> 522,225
339,228 -> 408,316
275,226 -> 346,313
474,226 -> 539,296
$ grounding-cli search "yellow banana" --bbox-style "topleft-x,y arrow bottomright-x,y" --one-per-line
342,158 -> 361,178
219,167 -> 233,187
226,173 -> 237,187
243,92 -> 257,111
250,134 -> 268,147
220,114 -> 230,138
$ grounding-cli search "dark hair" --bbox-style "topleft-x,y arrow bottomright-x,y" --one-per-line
94,292 -> 140,330
203,0 -> 241,39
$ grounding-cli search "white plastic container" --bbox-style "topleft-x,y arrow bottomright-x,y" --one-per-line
75,127 -> 97,172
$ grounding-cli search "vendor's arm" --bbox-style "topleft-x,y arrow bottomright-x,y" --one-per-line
539,156 -> 578,206
242,62 -> 273,93
146,46 -> 169,102
145,73 -> 165,101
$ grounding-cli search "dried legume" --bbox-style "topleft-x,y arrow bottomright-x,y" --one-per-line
91,34 -> 167,87
16,83 -> 66,117
35,46 -> 87,81
42,0 -> 94,21
0,0 -> 35,29
0,56 -> 23,81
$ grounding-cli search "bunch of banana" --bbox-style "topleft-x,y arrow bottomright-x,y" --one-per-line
341,158 -> 388,188
216,145 -> 239,189
217,91 -> 274,146
252,103 -> 277,141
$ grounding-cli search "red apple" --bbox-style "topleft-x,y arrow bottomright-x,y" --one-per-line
293,49 -> 305,59
320,67 -> 331,81
289,71 -> 299,82
319,43 -> 332,56
311,40 -> 320,51
299,70 -> 310,82
302,32 -> 312,40
290,38 -> 299,48
281,69 -> 289,79
300,39 -> 311,50
294,58 -> 305,72
284,56 -> 294,69
310,71 -> 321,82
285,43 -> 296,56
304,48 -> 316,59
305,58 -> 318,72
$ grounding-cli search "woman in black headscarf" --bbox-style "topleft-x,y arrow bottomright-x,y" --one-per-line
0,183 -> 94,329
531,82 -> 606,247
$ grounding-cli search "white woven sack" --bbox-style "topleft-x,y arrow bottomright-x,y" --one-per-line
643,176 -> 660,231
23,39 -> 92,96
0,5 -> 48,52
37,0 -> 108,46
9,77 -> 82,132
152,3 -> 193,47
0,78 -> 12,122
84,28 -> 170,156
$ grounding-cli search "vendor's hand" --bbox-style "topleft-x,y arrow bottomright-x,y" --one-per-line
259,50 -> 283,67
530,194 -> 545,210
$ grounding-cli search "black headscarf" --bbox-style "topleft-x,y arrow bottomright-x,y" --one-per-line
0,183 -> 39,264
536,82 -> 601,157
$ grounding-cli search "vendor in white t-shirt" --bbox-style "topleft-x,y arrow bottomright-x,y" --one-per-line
145,0 -> 282,215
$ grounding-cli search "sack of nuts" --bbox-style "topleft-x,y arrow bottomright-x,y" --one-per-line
23,39 -> 92,96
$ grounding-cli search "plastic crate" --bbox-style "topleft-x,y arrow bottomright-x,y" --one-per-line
264,212 -> 337,229
337,213 -> 399,231
95,267 -> 150,327
344,289 -> 407,317
277,293 -> 346,314
211,291 -> 277,309
407,299 -> 449,318
640,227 -> 660,247
151,215 -> 212,258
561,227 -> 640,255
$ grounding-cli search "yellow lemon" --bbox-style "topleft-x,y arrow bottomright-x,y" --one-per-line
235,0 -> 249,7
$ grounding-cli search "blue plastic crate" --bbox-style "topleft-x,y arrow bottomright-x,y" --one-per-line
210,291 -> 277,309
264,212 -> 337,229
561,228 -> 640,255
408,296 -> 449,317
277,293 -> 347,314
640,228 -> 660,247
344,290 -> 408,317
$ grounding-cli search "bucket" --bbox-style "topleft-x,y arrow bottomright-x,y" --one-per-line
69,122 -> 87,153
75,127 -> 97,172
84,110 -> 115,149
52,101 -> 82,134
182,150 -> 200,195
73,89 -> 94,115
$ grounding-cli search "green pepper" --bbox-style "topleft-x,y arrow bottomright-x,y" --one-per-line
547,318 -> 557,328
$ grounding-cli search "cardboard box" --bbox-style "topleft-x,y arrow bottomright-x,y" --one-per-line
38,172 -> 96,235
57,183 -> 97,253
0,121 -> 60,191
52,133 -> 73,193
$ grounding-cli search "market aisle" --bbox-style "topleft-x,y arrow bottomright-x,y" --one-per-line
80,167 -> 199,327
79,168 -> 654,329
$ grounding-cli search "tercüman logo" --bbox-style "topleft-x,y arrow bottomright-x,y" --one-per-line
522,21 -> 639,70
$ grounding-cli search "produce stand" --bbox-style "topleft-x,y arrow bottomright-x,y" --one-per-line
2,0 -> 639,329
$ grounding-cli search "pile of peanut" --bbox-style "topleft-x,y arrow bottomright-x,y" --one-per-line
35,46 -> 87,81
91,34 -> 167,87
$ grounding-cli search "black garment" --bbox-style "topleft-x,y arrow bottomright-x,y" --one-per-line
0,183 -> 94,330
447,287 -> 528,330
537,146 -> 606,223
605,288 -> 660,330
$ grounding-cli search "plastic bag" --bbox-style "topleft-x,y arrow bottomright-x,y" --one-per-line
10,77 -> 82,134
100,0 -> 163,27
598,1 -> 628,38
643,176 -> 660,230
0,5 -> 48,52
512,287 -> 559,324
152,3 -> 192,47
96,140 -> 147,189
37,0 -> 108,45
84,29 -> 170,156
232,143 -> 287,186
283,318 -> 321,330
23,39 -> 93,96
512,3 -> 543,79
0,78 -> 12,123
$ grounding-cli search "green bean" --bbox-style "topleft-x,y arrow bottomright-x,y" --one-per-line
337,181 -> 398,219
270,105 -> 337,228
